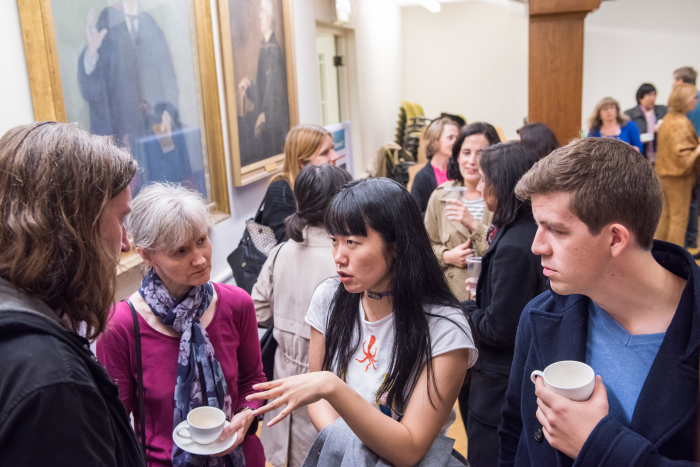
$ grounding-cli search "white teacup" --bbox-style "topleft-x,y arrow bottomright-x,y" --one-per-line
176,407 -> 226,445
530,360 -> 595,402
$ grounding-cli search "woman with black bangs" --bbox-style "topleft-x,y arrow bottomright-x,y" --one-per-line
247,177 -> 478,467
460,142 -> 546,467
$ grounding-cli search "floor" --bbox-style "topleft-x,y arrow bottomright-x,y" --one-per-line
259,402 -> 468,467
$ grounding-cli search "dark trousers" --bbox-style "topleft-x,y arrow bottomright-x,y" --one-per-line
459,369 -> 506,467
685,180 -> 700,248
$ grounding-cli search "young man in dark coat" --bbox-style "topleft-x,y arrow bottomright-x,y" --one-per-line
0,123 -> 144,466
499,137 -> 699,467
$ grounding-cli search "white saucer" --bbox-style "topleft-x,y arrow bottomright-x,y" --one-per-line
172,420 -> 238,456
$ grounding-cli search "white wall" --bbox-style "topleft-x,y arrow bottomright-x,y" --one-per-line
353,0 -> 404,171
0,1 -> 34,137
401,2 -> 528,140
0,0 -> 322,299
582,0 -> 700,131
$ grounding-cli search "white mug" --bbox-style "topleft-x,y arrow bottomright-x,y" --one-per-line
176,406 -> 226,445
530,360 -> 595,402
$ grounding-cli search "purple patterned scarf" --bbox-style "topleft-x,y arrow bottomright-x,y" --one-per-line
140,268 -> 245,467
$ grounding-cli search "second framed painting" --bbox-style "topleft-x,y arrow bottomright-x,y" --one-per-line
218,0 -> 299,186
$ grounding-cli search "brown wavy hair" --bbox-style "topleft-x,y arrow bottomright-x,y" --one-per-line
0,122 -> 137,339
425,117 -> 460,159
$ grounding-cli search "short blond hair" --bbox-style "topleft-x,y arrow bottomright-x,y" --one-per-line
425,117 -> 459,159
274,124 -> 331,189
588,97 -> 629,130
668,83 -> 698,113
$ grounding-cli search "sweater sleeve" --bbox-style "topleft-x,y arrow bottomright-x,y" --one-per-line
625,121 -> 644,153
96,304 -> 135,416
672,121 -> 700,176
234,291 -> 268,411
425,190 -> 449,269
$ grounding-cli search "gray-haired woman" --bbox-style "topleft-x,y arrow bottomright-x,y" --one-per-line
97,183 -> 267,467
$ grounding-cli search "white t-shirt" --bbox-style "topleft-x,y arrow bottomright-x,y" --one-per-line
305,277 -> 478,432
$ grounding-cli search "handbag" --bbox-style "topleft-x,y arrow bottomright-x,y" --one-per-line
227,198 -> 277,294
126,299 -> 147,460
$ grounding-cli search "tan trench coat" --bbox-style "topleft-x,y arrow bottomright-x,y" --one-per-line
424,180 -> 493,302
252,226 -> 336,467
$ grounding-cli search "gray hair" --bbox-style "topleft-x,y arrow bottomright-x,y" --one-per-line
129,183 -> 213,252
261,0 -> 275,25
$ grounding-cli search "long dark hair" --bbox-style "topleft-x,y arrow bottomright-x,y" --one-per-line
518,122 -> 559,160
285,164 -> 352,242
446,122 -> 500,182
322,177 -> 476,413
480,142 -> 539,228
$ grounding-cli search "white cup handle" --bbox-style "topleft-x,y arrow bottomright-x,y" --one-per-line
176,425 -> 192,439
530,370 -> 544,385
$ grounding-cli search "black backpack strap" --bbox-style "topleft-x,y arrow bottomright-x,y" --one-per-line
125,299 -> 147,461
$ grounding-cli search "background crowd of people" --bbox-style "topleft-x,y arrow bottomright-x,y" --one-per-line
1,67 -> 700,467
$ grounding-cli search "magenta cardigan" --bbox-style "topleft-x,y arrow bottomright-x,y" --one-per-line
97,283 -> 267,467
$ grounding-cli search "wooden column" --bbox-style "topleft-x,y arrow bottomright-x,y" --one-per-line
528,0 -> 602,145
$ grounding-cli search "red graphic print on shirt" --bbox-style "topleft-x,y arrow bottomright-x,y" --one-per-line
356,335 -> 379,371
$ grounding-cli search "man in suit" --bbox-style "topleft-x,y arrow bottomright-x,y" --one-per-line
499,138 -> 699,467
624,83 -> 667,160
78,0 -> 178,154
238,0 -> 290,162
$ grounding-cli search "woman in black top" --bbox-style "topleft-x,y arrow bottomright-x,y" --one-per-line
411,117 -> 460,217
262,124 -> 339,243
460,142 -> 547,467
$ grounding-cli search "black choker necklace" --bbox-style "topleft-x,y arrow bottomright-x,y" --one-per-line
366,290 -> 392,300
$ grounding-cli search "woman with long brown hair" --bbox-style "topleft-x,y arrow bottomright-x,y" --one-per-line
587,97 -> 643,153
0,122 -> 143,466
260,124 -> 339,243
655,83 -> 700,246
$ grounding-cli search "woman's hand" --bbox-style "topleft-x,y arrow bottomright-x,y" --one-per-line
442,239 -> 473,268
246,372 -> 339,427
211,408 -> 254,457
444,199 -> 479,231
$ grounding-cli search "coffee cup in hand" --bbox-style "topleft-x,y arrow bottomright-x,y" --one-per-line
176,407 -> 227,445
530,360 -> 595,401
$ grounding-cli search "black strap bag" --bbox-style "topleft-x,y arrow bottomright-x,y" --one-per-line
227,199 -> 277,294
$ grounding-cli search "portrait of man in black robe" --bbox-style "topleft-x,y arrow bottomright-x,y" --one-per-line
236,0 -> 291,166
77,0 -> 206,196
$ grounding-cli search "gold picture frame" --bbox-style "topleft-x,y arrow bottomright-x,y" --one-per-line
18,0 -> 231,274
217,0 -> 299,186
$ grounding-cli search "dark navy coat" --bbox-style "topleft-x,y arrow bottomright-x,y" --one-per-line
499,240 -> 699,466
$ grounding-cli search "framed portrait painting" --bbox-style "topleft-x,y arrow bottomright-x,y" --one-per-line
218,0 -> 299,186
18,0 -> 230,272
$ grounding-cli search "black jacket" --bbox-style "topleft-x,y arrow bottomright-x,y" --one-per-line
411,162 -> 438,218
464,211 -> 546,426
624,104 -> 668,157
0,280 -> 144,467
499,241 -> 699,466
261,179 -> 296,244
